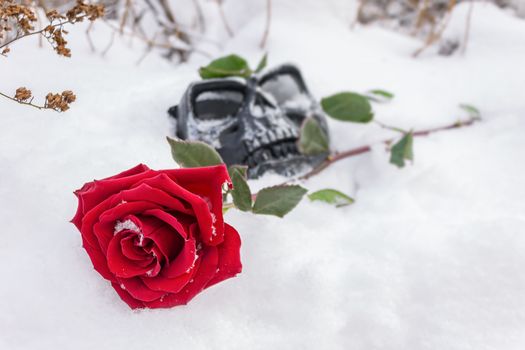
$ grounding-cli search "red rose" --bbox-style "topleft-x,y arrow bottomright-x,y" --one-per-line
71,164 -> 242,309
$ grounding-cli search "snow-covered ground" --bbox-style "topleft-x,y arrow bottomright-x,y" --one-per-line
1,1 -> 525,349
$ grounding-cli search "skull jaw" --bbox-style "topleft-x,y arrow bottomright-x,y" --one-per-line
248,153 -> 328,178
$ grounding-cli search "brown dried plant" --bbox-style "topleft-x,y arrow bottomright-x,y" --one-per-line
0,0 -> 104,112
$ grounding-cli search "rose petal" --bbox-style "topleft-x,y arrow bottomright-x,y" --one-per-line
98,201 -> 160,224
118,277 -> 166,302
81,236 -> 114,281
141,257 -> 198,293
119,183 -> 193,215
107,231 -> 156,278
142,208 -> 190,240
120,235 -> 150,261
138,173 -> 221,246
162,165 -> 230,246
143,245 -> 219,308
139,215 -> 184,262
161,238 -> 197,278
205,223 -> 242,288
72,164 -> 152,226
111,282 -> 145,309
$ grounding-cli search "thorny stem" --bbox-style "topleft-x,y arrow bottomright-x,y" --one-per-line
222,116 -> 480,208
300,116 -> 479,180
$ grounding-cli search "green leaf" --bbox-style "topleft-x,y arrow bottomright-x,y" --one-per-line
298,118 -> 330,155
369,89 -> 394,99
252,185 -> 308,218
199,54 -> 252,79
308,189 -> 354,207
166,137 -> 223,168
459,103 -> 481,119
321,92 -> 374,123
255,53 -> 268,73
390,132 -> 414,168
228,165 -> 248,178
228,165 -> 252,212
366,89 -> 395,102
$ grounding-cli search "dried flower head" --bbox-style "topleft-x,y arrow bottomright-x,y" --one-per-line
45,90 -> 77,112
14,87 -> 32,102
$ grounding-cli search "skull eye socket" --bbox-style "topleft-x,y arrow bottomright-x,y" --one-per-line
260,73 -> 302,105
194,90 -> 244,120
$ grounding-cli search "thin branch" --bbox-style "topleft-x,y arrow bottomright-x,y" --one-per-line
86,21 -> 96,52
0,15 -> 88,51
215,0 -> 233,37
300,116 -> 479,180
192,0 -> 206,33
102,20 -> 212,58
259,0 -> 271,48
461,1 -> 475,55
413,0 -> 457,57
0,91 -> 47,110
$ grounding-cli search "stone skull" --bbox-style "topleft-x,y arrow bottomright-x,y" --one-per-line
168,64 -> 329,178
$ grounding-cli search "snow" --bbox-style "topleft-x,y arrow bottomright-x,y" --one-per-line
1,1 -> 525,349
114,219 -> 141,235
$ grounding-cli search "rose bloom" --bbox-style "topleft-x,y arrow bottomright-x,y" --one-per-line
71,164 -> 242,309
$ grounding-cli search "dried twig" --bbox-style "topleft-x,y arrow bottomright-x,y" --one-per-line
191,0 -> 206,33
215,0 -> 233,37
259,0 -> 271,48
413,0 -> 457,57
0,88 -> 76,112
461,1 -> 475,55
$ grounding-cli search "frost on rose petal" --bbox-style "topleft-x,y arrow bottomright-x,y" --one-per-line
185,253 -> 199,273
114,219 -> 141,235
210,213 -> 218,239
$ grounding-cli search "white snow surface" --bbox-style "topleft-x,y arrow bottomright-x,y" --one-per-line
1,1 -> 525,349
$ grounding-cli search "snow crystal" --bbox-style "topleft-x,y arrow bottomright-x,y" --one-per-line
114,219 -> 140,235
185,253 -> 199,273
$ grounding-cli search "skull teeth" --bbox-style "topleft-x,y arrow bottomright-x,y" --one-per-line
245,139 -> 301,169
